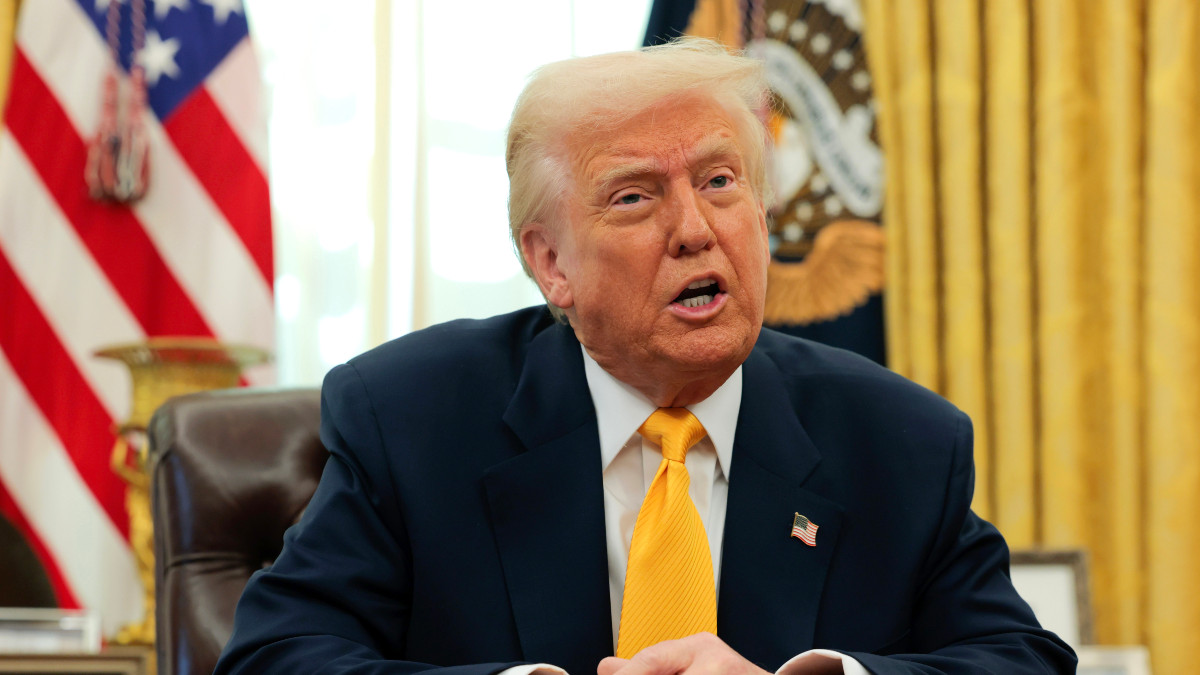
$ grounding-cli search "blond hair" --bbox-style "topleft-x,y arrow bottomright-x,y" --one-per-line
506,38 -> 772,319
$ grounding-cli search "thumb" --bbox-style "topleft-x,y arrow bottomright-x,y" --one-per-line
597,656 -> 630,675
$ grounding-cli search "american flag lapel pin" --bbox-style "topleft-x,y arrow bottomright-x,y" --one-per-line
791,512 -> 818,547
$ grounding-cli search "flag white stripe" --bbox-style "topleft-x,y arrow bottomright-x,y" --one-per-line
0,350 -> 139,636
17,0 -> 104,136
0,131 -> 140,422
206,36 -> 270,173
20,0 -> 275,350
135,118 -> 276,348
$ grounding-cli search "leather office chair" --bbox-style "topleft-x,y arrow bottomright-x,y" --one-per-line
149,388 -> 324,675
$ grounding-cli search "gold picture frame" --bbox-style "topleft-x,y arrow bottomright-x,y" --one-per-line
0,646 -> 152,674
1010,548 -> 1094,647
1076,645 -> 1152,675
0,609 -> 100,654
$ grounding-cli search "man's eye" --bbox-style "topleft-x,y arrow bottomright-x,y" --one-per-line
709,176 -> 730,188
617,193 -> 642,205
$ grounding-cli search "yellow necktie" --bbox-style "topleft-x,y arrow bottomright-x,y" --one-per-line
616,408 -> 717,658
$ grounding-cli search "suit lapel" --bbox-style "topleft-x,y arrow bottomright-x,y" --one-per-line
718,348 -> 845,667
483,324 -> 613,670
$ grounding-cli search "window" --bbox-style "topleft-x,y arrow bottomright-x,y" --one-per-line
246,1 -> 652,385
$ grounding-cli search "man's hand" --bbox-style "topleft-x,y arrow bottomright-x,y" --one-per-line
596,633 -> 773,675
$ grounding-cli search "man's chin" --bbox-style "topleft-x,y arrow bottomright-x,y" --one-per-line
654,326 -> 758,374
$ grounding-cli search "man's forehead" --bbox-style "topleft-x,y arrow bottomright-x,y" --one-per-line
575,119 -> 746,185
587,133 -> 744,181
571,94 -> 736,153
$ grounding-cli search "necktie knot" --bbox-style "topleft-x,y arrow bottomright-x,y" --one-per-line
638,408 -> 706,463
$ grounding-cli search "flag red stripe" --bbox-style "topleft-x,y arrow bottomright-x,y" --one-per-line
165,87 -> 273,284
0,249 -> 129,538
6,49 -> 215,338
0,477 -> 82,609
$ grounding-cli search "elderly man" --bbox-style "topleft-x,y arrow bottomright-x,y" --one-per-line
215,40 -> 1074,674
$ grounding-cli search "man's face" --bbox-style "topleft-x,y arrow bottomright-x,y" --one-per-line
530,94 -> 770,386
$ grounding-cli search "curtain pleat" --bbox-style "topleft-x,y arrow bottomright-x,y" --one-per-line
875,0 -> 943,391
1032,0 -> 1095,553
862,0 -> 910,377
932,0 -> 990,520
863,0 -> 1200,670
1144,2 -> 1200,671
1092,0 -> 1146,647
983,0 -> 1037,546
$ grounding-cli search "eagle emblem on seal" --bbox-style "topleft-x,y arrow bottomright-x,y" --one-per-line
747,0 -> 885,326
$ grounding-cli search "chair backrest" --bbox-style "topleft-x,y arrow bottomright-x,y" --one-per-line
0,514 -> 56,607
149,387 -> 324,675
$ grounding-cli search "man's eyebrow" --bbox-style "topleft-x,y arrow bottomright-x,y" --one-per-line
688,136 -> 744,169
590,135 -> 744,196
593,160 -> 663,195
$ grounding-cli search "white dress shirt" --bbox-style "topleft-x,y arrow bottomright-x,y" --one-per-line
500,350 -> 865,675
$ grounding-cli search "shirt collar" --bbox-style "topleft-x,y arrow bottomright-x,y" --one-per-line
581,346 -> 741,480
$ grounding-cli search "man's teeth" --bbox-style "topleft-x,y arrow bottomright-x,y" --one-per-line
676,279 -> 718,308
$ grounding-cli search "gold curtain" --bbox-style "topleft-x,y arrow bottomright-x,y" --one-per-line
0,0 -> 19,115
680,0 -> 743,46
862,0 -> 1200,672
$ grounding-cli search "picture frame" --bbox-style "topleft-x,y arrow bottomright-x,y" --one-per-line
1075,645 -> 1152,675
0,645 -> 152,675
0,608 -> 101,654
1009,548 -> 1093,647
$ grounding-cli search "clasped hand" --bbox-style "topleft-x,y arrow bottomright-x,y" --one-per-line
596,633 -> 773,675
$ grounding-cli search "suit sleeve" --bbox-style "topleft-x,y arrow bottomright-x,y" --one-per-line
844,412 -> 1076,674
213,363 -> 524,675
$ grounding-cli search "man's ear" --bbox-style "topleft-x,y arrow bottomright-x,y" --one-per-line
519,223 -> 574,309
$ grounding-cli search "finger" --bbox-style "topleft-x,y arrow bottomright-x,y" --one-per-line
608,639 -> 695,675
611,633 -> 767,675
597,656 -> 631,675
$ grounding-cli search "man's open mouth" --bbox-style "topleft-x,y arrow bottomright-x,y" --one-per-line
673,278 -> 722,308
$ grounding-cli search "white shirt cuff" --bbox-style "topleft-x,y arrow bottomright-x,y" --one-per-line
777,649 -> 869,675
497,665 -> 568,675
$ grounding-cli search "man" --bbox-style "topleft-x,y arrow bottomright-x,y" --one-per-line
215,40 -> 1074,674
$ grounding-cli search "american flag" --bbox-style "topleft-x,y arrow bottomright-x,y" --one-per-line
0,0 -> 273,634
791,512 -> 818,546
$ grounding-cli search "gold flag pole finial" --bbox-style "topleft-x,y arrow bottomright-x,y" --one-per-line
95,337 -> 270,646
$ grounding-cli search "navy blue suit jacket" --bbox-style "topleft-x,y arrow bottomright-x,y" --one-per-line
215,307 -> 1074,674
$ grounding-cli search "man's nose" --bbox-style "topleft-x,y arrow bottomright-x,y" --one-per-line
667,190 -> 715,255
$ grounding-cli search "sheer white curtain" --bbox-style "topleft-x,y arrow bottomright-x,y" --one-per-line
246,0 -> 652,385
